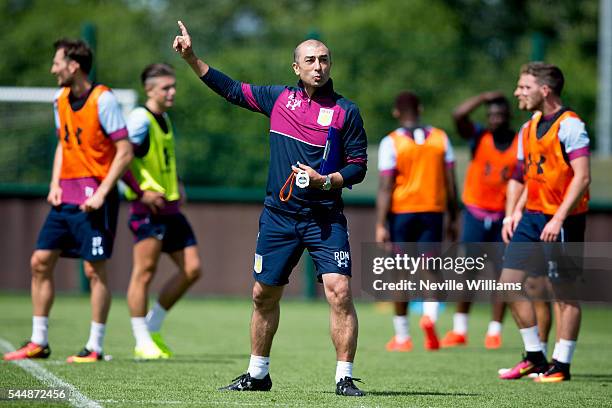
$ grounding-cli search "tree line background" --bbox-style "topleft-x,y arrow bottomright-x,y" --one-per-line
0,0 -> 599,188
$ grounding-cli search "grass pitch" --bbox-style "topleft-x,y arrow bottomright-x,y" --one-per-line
1,294 -> 611,407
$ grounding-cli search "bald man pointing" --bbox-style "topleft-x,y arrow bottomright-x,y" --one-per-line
174,22 -> 367,396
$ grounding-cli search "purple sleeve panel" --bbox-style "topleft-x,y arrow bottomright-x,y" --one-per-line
511,160 -> 525,183
122,170 -> 143,197
241,83 -> 263,113
568,146 -> 590,161
446,161 -> 456,169
109,127 -> 128,142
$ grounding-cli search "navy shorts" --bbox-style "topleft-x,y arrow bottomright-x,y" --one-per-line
461,209 -> 504,274
35,189 -> 119,261
461,209 -> 503,243
389,212 -> 443,242
128,212 -> 197,254
253,206 -> 351,286
503,212 -> 586,282
389,212 -> 443,257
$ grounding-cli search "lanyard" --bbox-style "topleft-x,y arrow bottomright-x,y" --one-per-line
279,171 -> 296,202
279,166 -> 309,202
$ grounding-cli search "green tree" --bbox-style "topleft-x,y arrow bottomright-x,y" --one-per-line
0,0 -> 599,188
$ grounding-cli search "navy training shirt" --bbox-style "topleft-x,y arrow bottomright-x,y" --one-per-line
201,68 -> 368,216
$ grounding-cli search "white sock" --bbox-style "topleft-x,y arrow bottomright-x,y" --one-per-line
554,339 -> 577,364
519,326 -> 542,352
453,313 -> 469,335
31,316 -> 48,346
422,302 -> 439,322
551,342 -> 560,360
541,341 -> 549,358
85,322 -> 105,353
146,302 -> 167,332
131,317 -> 154,348
487,321 -> 502,336
335,361 -> 353,383
247,355 -> 270,379
392,315 -> 410,342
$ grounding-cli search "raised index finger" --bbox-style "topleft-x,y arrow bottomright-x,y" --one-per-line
177,20 -> 189,37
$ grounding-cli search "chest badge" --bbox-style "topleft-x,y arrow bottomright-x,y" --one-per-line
317,108 -> 334,126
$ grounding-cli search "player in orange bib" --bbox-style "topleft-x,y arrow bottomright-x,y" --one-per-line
439,92 -> 517,350
3,39 -> 133,363
499,63 -> 590,382
376,91 -> 458,352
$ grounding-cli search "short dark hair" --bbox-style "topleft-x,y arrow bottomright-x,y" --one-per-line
520,62 -> 565,96
394,91 -> 420,115
486,95 -> 510,111
53,38 -> 93,74
140,63 -> 175,85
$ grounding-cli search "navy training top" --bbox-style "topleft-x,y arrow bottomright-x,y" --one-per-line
201,67 -> 368,216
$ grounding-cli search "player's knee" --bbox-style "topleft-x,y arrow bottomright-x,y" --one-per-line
30,251 -> 53,277
132,268 -> 155,286
498,272 -> 514,285
83,261 -> 107,284
557,300 -> 580,312
325,282 -> 352,309
140,258 -> 158,275
132,259 -> 157,283
252,286 -> 279,311
83,262 -> 97,281
184,262 -> 201,283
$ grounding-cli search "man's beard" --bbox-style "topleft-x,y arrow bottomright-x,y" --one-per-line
58,76 -> 73,87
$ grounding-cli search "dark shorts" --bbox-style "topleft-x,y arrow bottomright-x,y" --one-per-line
389,212 -> 443,256
461,209 -> 503,243
253,206 -> 351,286
503,212 -> 586,282
389,212 -> 444,242
461,209 -> 504,273
35,189 -> 119,261
128,212 -> 197,254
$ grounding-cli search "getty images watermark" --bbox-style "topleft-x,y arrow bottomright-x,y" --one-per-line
371,252 -> 521,292
361,242 -> 612,303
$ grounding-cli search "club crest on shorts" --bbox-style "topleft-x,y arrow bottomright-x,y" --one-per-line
317,108 -> 334,126
254,254 -> 263,273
